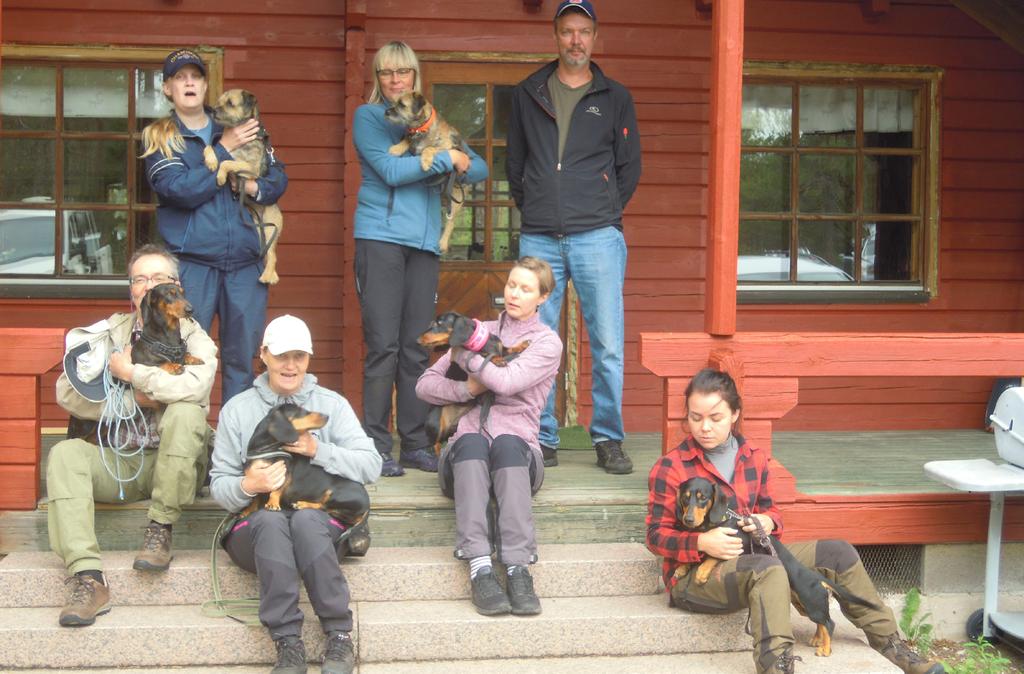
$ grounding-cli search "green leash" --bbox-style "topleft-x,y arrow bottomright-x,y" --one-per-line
200,513 -> 262,626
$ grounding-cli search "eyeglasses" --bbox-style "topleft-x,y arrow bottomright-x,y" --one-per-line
377,68 -> 415,78
130,273 -> 178,287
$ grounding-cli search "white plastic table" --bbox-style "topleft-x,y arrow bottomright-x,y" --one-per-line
924,459 -> 1024,641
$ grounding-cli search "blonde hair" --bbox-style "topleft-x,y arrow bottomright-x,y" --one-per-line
367,41 -> 422,104
513,256 -> 555,297
140,117 -> 185,160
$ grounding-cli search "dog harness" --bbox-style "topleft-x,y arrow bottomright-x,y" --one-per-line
137,331 -> 188,363
462,319 -> 490,352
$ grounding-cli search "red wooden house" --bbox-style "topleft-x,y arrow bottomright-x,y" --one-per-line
0,0 -> 1022,528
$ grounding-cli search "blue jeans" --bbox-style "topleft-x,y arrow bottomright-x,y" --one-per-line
520,226 -> 626,448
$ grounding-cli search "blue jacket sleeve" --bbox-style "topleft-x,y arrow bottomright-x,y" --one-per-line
353,105 -> 455,187
254,155 -> 288,205
460,144 -> 488,186
145,145 -> 227,210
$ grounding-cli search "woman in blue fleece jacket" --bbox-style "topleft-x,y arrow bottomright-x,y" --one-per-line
353,41 -> 488,477
143,48 -> 288,405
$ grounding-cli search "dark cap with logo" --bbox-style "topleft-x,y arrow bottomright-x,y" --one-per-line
163,49 -> 207,79
555,0 -> 597,21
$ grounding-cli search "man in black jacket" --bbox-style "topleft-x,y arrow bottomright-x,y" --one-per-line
506,0 -> 641,474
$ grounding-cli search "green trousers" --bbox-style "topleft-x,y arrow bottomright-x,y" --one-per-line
47,402 -> 210,575
671,539 -> 899,674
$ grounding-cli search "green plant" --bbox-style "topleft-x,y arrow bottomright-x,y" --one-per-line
942,637 -> 1012,674
899,588 -> 934,655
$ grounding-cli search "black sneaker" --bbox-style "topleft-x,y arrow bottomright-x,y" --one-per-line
321,631 -> 355,674
594,440 -> 633,474
271,635 -> 307,674
399,447 -> 439,472
507,567 -> 542,615
379,452 -> 405,477
470,569 -> 511,616
541,444 -> 558,467
344,516 -> 371,558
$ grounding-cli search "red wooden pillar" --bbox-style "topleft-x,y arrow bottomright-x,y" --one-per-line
0,329 -> 65,509
704,0 -> 745,337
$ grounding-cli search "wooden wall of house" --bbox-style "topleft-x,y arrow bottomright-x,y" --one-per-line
2,0 -> 1022,433
0,0 -> 349,427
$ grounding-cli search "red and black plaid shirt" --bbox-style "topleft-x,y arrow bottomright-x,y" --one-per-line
645,434 -> 784,592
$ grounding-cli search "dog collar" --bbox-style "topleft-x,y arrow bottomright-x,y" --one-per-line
246,442 -> 293,463
408,107 -> 436,134
462,319 -> 490,352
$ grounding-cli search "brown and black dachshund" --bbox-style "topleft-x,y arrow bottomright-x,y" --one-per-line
417,312 -> 530,448
131,282 -> 204,375
239,404 -> 370,554
675,476 -> 880,657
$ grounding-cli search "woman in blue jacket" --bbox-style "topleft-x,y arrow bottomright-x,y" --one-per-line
143,48 -> 288,405
353,41 -> 488,477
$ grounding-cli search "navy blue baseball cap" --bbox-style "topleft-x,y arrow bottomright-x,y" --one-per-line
163,49 -> 207,79
555,0 -> 597,21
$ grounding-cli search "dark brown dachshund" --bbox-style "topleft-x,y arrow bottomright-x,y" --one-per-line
675,476 -> 880,657
417,312 -> 530,448
130,282 -> 204,375
239,404 -> 370,555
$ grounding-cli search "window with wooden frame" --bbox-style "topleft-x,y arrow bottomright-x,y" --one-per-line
0,45 -> 223,298
419,59 -> 541,268
738,62 -> 941,303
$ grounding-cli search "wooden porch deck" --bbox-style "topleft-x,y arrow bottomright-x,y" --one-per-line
2,428 -> 1014,556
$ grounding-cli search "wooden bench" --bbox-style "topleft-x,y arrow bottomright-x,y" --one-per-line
0,328 -> 65,509
639,332 -> 1024,508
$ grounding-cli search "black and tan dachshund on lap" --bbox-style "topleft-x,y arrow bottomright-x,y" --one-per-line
239,404 -> 369,555
417,311 -> 530,448
131,282 -> 204,375
675,476 -> 881,657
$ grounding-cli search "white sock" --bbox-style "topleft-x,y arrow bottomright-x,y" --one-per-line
469,556 -> 492,579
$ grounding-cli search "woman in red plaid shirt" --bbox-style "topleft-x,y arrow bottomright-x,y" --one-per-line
645,368 -> 943,674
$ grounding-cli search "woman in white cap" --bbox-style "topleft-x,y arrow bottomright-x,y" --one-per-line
210,315 -> 381,674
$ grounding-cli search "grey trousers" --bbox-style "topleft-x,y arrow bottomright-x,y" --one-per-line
223,505 -> 367,638
355,238 -> 438,455
439,433 -> 544,566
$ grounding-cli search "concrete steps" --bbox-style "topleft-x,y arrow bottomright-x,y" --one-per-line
0,543 -> 900,672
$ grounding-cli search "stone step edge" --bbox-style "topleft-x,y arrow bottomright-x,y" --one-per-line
0,544 -> 662,608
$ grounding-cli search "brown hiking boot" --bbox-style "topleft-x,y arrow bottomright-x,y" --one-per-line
867,633 -> 946,674
59,574 -> 110,627
133,522 -> 173,571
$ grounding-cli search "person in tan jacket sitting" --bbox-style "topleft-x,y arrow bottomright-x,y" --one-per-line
48,243 -> 218,627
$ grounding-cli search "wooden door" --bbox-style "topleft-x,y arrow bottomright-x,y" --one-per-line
421,58 -> 570,421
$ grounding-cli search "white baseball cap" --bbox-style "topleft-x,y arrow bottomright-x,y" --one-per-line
262,314 -> 313,356
63,319 -> 114,402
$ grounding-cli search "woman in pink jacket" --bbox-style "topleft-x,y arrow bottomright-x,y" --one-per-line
416,257 -> 562,617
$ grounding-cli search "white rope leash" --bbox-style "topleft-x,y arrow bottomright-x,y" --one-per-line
96,348 -> 150,499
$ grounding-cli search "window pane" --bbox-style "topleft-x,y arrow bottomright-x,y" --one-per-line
64,140 -> 128,203
136,68 -> 170,131
740,152 -> 791,212
1,138 -> 56,201
492,85 -> 514,139
62,210 -> 128,276
491,145 -> 509,199
798,154 -> 854,213
861,221 -> 914,281
865,88 -> 915,148
742,84 -> 792,147
1,65 -> 56,130
64,68 -> 128,132
134,210 -> 164,248
0,208 -> 56,274
864,155 -> 914,215
738,219 -> 790,281
441,205 -> 486,262
797,220 -> 854,282
135,141 -> 159,204
799,86 -> 855,147
432,84 -> 485,140
467,142 -> 486,199
491,205 -> 520,262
